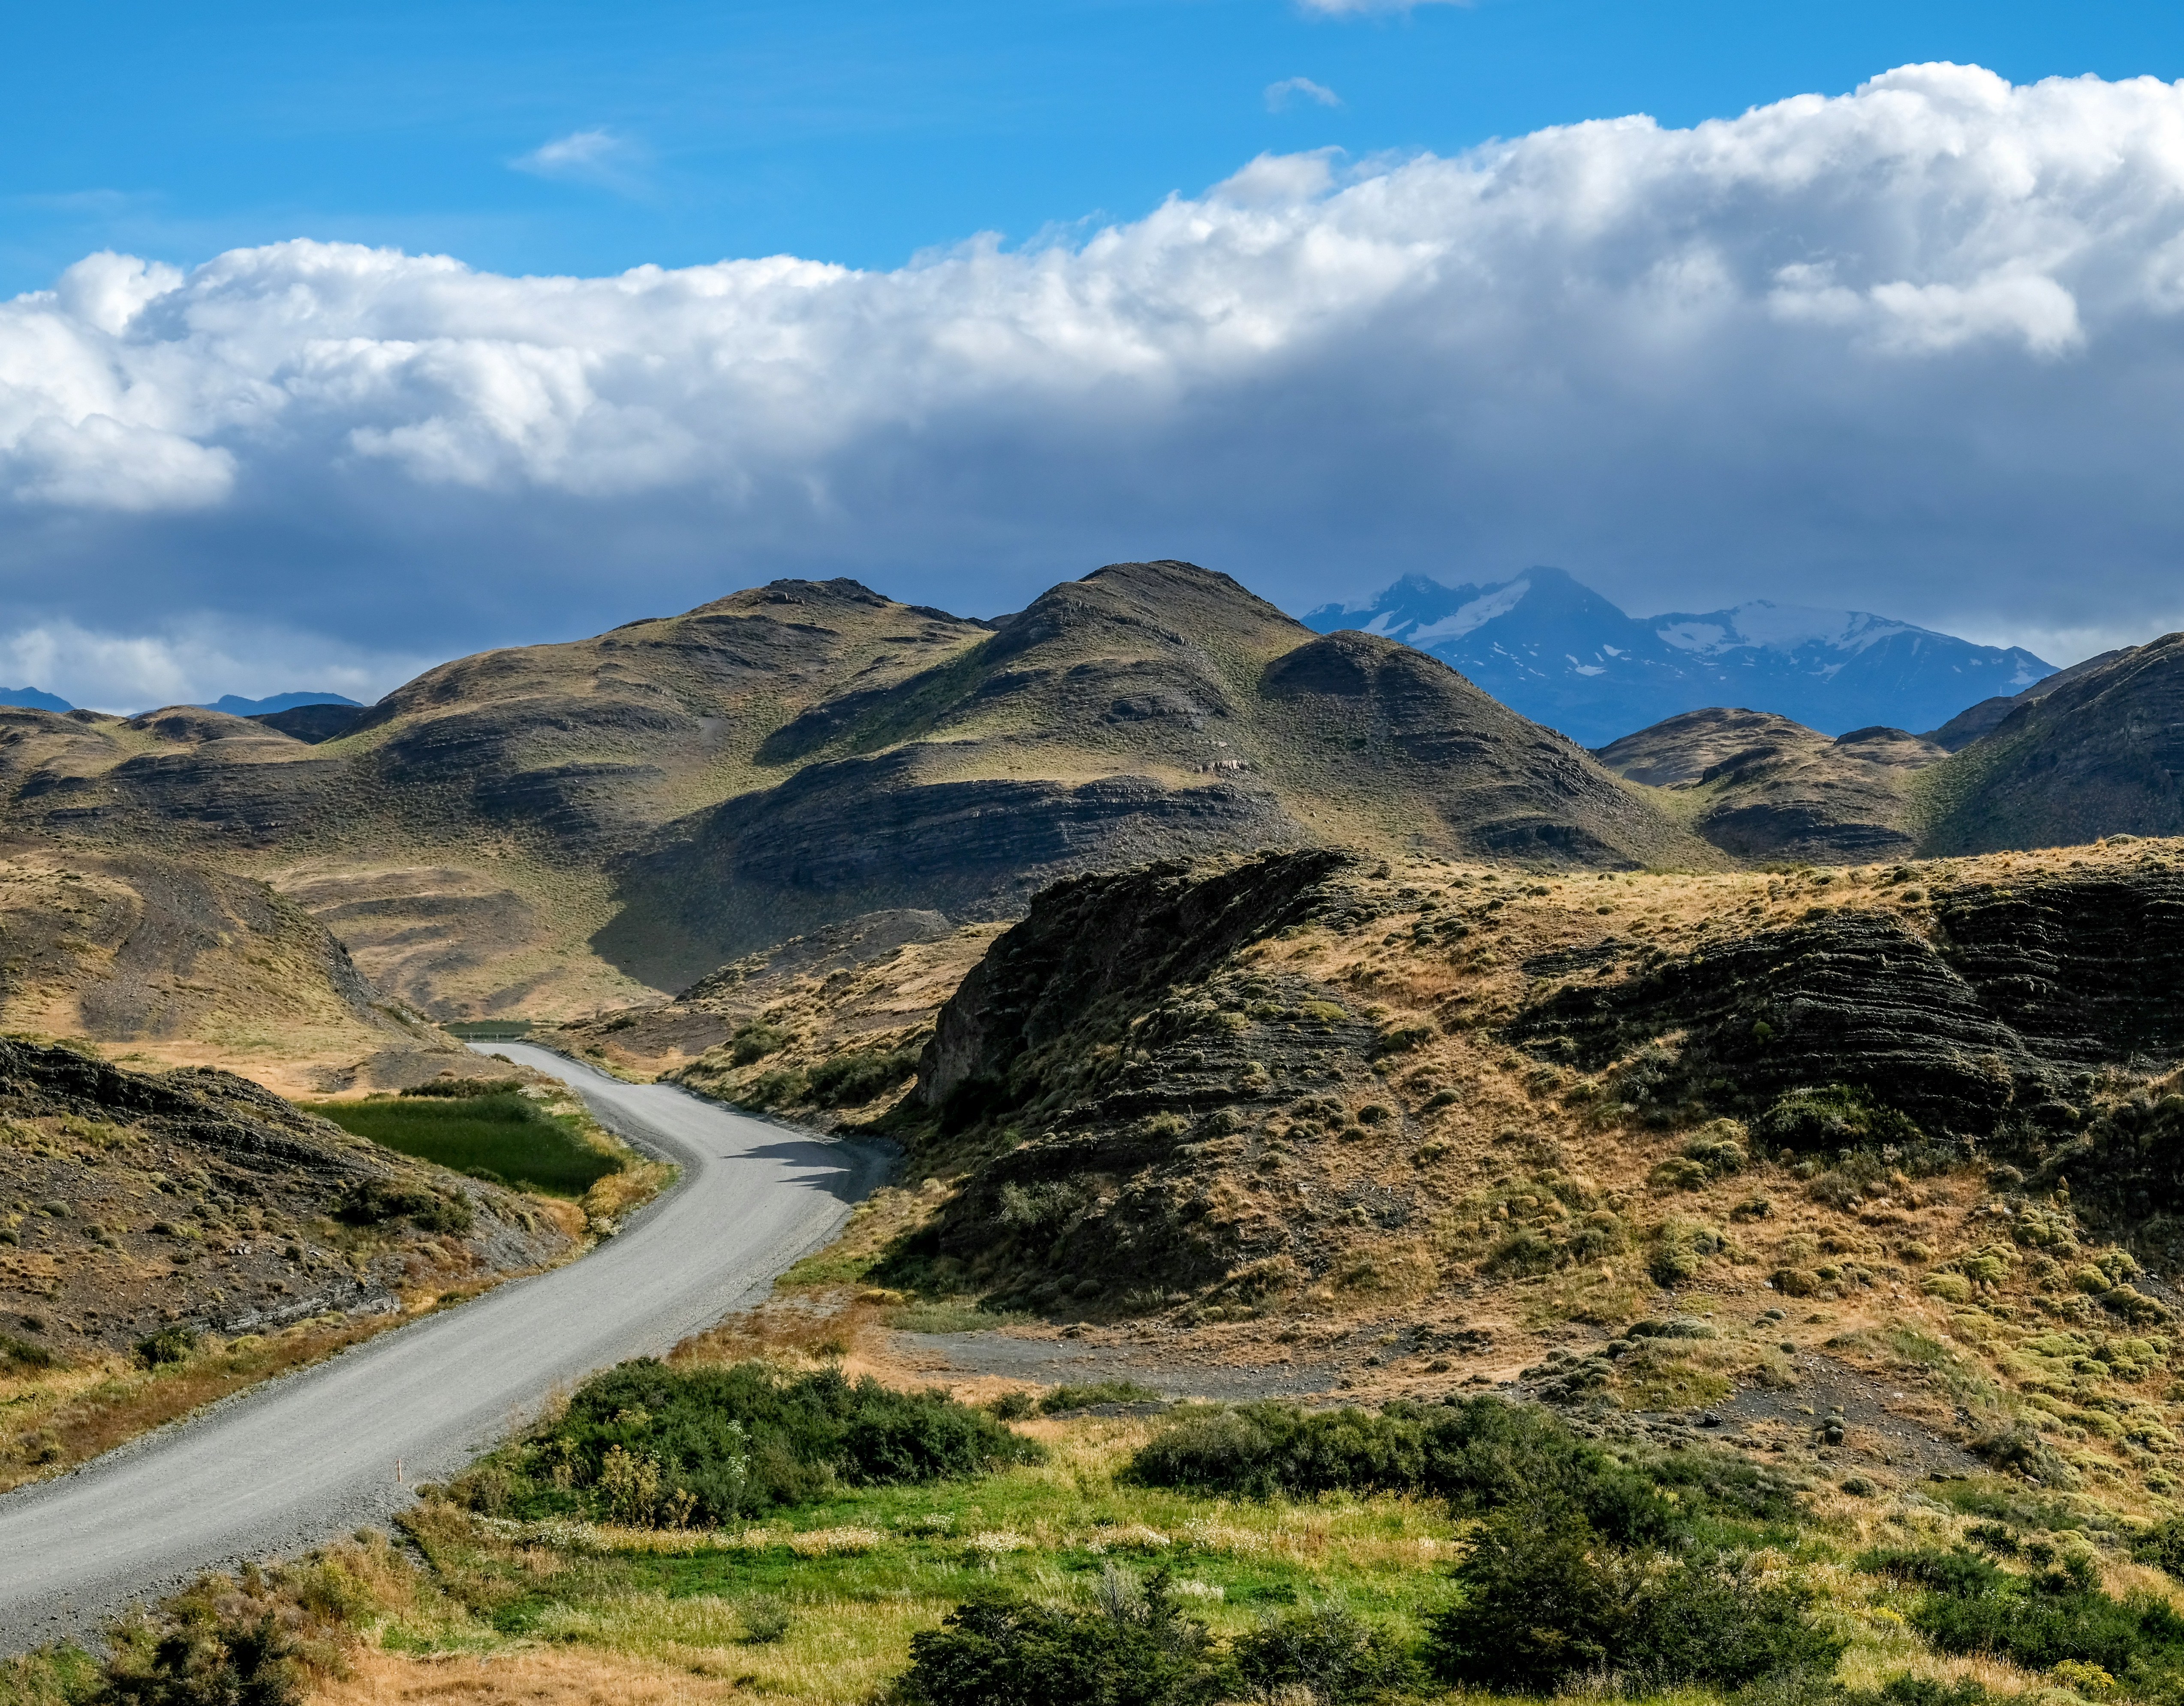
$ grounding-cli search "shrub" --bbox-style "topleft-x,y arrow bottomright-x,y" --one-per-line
331,1179 -> 472,1234
0,1331 -> 54,1370
1868,1543 -> 2184,1688
730,1022 -> 792,1065
502,1359 -> 1042,1525
105,1610 -> 301,1706
743,1068 -> 809,1109
1754,1085 -> 1922,1152
399,1077 -> 525,1099
806,1049 -> 919,1107
1232,1604 -> 1423,1704
888,1574 -> 1223,1706
1428,1502 -> 1841,1695
135,1326 -> 199,1368
1038,1381 -> 1162,1414
1123,1396 -> 1771,1545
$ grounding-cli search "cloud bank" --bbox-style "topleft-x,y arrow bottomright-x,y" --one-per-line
7,62 -> 2184,705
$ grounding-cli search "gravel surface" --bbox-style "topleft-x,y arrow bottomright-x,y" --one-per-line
0,1044 -> 891,1652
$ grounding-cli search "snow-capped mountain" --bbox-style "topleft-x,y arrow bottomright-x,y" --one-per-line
1301,567 -> 2055,748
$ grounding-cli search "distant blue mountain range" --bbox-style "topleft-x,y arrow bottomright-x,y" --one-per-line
200,692 -> 361,716
0,686 -> 72,713
1303,568 -> 2055,749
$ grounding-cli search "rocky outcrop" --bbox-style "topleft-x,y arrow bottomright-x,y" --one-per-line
884,851 -> 1407,1305
1509,862 -> 2184,1143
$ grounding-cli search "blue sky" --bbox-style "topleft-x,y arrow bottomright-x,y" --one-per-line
7,0 -> 2183,293
11,3 -> 2184,708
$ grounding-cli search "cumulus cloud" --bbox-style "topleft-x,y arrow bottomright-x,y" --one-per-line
1266,76 -> 1343,111
9,62 -> 2184,703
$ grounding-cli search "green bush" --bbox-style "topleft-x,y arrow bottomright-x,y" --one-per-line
305,1093 -> 618,1198
493,1359 -> 1042,1525
0,1331 -> 54,1370
399,1077 -> 525,1099
806,1049 -> 919,1107
1124,1396 -> 1788,1545
105,1608 -> 300,1706
730,1023 -> 792,1065
1038,1381 -> 1163,1414
888,1574 -> 1223,1706
1868,1543 -> 2184,1685
1231,1604 -> 1423,1704
743,1067 -> 809,1108
135,1326 -> 199,1368
331,1178 -> 473,1234
1754,1084 -> 1922,1152
1428,1502 -> 1841,1694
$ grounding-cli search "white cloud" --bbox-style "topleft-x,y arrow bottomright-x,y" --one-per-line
511,127 -> 647,193
1297,0 -> 1468,14
9,62 -> 2184,699
0,617 -> 426,715
1266,76 -> 1343,112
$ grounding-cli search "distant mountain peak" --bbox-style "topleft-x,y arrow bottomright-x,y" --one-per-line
1302,569 -> 2054,748
0,686 -> 72,714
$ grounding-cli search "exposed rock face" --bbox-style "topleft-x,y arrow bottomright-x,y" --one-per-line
0,1039 -> 568,1357
1593,707 -> 1943,864
919,849 -> 1354,1109
1509,863 -> 2184,1142
895,851 -> 1401,1301
1923,635 -> 2184,854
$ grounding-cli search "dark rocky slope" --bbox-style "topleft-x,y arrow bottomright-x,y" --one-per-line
1509,857 -> 2184,1176
0,1039 -> 568,1362
887,851 -> 1415,1308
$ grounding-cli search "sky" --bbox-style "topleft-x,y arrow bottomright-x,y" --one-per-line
8,0 -> 2184,708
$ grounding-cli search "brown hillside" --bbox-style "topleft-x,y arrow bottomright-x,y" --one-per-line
1920,632 -> 2184,854
1594,707 -> 1944,864
0,563 -> 1713,1018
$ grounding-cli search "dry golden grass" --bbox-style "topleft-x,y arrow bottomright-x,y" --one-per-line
0,1318 -> 395,1493
315,1645 -> 739,1705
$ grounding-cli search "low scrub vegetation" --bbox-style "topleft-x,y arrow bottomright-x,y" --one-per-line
302,1092 -> 622,1197
1123,1395 -> 1795,1545
445,1359 -> 1042,1525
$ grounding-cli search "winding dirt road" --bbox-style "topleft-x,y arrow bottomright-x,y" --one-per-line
0,1045 -> 889,1649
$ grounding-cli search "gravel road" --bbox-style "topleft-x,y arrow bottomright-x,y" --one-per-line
0,1044 -> 891,1651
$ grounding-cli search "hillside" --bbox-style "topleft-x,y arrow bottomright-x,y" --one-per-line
0,565 -> 1717,1019
0,837 -> 449,1096
1920,633 -> 2184,854
599,562 -> 1716,987
1593,707 -> 1945,863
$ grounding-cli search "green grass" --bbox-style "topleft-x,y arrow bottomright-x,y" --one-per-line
302,1094 -> 620,1197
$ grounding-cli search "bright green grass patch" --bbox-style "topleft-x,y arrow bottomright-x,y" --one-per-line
302,1094 -> 620,1197
413,1423 -> 1457,1670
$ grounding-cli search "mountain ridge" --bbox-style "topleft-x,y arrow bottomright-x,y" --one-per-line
1306,566 -> 2054,746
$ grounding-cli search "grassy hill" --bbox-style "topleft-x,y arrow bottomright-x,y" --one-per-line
0,565 -> 1716,1020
